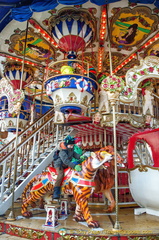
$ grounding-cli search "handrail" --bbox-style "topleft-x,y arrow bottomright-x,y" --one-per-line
0,114 -> 53,163
0,107 -> 54,159
0,107 -> 72,215
115,89 -> 159,120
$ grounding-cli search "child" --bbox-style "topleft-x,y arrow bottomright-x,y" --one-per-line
53,136 -> 81,199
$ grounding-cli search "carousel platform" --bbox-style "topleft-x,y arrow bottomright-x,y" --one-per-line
0,200 -> 159,240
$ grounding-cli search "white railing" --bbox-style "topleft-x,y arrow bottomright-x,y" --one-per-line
0,108 -> 72,215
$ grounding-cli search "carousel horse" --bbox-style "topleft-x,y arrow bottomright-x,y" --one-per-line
21,147 -> 123,228
43,146 -> 123,213
67,145 -> 124,213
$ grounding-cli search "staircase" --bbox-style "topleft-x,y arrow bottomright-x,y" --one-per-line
0,108 -> 72,215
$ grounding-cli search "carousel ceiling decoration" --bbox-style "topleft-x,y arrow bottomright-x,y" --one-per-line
0,0 -> 159,136
143,39 -> 159,57
4,61 -> 35,90
1,3 -> 159,79
8,28 -> 56,62
0,1 -> 159,105
110,6 -> 159,50
103,52 -> 127,76
116,57 -> 140,77
47,7 -> 97,57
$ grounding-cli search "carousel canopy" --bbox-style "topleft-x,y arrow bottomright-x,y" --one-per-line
0,0 -> 159,32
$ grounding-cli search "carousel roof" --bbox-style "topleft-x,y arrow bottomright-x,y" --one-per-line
1,0 -> 159,77
0,0 -> 159,32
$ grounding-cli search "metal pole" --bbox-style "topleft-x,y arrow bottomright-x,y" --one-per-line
7,20 -> 29,221
56,124 -> 59,146
112,103 -> 120,230
104,128 -> 107,146
106,4 -> 121,230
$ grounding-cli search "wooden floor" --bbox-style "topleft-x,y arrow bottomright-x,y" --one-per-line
0,200 -> 159,239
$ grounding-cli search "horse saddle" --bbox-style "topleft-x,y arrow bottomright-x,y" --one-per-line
31,166 -> 95,192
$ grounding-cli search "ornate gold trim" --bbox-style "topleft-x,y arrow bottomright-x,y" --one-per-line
128,165 -> 159,172
101,113 -> 144,128
65,92 -> 79,103
54,95 -> 63,106
81,95 -> 88,106
7,225 -> 48,240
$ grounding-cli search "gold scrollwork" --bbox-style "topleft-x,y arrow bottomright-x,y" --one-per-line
7,225 -> 48,239
55,95 -> 63,105
138,165 -> 148,172
65,92 -> 79,103
101,113 -> 144,128
81,95 -> 88,106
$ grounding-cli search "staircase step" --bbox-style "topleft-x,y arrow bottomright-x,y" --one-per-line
0,116 -> 72,216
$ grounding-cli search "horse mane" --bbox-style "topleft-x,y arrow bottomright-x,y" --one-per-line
100,145 -> 114,154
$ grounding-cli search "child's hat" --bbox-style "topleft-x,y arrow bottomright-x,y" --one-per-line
64,135 -> 75,145
75,137 -> 82,144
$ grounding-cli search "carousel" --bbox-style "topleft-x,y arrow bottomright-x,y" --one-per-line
0,0 -> 159,240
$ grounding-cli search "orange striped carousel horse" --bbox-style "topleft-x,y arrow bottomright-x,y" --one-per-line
21,146 -> 123,228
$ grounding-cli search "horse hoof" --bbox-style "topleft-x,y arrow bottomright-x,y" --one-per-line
88,220 -> 100,228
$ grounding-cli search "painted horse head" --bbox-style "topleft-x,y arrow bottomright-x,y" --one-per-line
76,149 -> 113,181
100,145 -> 124,167
89,150 -> 113,169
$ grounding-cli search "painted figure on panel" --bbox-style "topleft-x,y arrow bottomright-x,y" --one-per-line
9,31 -> 54,62
116,23 -> 138,45
148,43 -> 159,57
27,44 -> 52,58
111,7 -> 158,47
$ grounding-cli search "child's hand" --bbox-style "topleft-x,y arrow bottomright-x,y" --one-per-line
74,165 -> 82,171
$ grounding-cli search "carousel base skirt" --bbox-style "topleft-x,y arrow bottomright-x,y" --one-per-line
0,202 -> 159,240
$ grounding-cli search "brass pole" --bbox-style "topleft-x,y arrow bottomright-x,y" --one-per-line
40,69 -> 45,116
112,103 -> 120,230
7,20 -> 29,221
40,66 -> 48,116
106,4 -> 121,230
